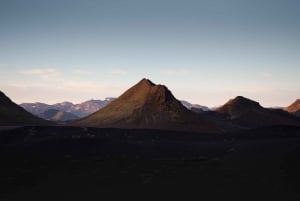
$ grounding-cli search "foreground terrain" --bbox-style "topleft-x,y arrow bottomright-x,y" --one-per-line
0,126 -> 300,200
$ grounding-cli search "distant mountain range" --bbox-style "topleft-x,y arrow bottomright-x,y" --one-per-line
38,109 -> 79,122
1,78 -> 299,131
180,100 -> 210,111
20,98 -> 116,119
20,97 -> 211,122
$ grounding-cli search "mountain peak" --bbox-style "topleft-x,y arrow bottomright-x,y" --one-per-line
117,78 -> 172,104
285,99 -> 300,113
73,79 -> 218,132
216,96 -> 300,128
0,91 -> 16,106
217,96 -> 263,116
228,96 -> 260,106
137,78 -> 156,87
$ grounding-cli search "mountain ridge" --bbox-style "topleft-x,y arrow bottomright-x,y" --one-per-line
215,96 -> 300,128
285,99 -> 300,117
20,98 -> 116,118
73,79 -> 220,132
38,109 -> 79,122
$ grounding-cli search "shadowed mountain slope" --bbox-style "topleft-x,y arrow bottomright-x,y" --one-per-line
216,96 -> 300,128
217,96 -> 264,117
0,91 -> 52,126
73,79 -> 219,132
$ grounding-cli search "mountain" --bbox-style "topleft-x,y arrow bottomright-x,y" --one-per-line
216,96 -> 300,128
216,96 -> 264,118
180,100 -> 210,111
0,91 -> 51,126
285,99 -> 300,112
71,99 -> 115,117
20,102 -> 52,115
20,98 -> 115,118
285,99 -> 300,117
52,101 -> 74,113
38,109 -> 79,122
73,79 -> 219,132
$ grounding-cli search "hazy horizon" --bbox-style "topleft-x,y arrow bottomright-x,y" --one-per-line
1,0 -> 299,107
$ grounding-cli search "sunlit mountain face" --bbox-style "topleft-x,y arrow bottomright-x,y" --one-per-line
285,99 -> 300,117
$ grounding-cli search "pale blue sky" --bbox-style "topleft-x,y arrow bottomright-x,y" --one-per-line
0,0 -> 299,107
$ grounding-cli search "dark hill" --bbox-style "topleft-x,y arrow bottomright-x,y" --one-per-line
73,79 -> 219,132
216,96 -> 264,118
0,91 -> 52,126
216,96 -> 300,128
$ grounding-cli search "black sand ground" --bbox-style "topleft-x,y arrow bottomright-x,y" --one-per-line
0,126 -> 300,200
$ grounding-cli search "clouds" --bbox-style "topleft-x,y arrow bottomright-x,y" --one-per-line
0,64 -> 10,67
18,68 -> 105,88
72,69 -> 93,75
109,69 -> 128,76
6,67 -> 127,103
258,71 -> 272,78
2,65 -> 297,107
21,68 -> 60,80
161,68 -> 190,76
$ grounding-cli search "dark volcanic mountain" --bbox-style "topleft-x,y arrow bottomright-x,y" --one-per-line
74,79 -> 219,132
0,91 -> 51,126
38,109 -> 79,122
285,99 -> 300,117
217,96 -> 263,117
216,96 -> 300,128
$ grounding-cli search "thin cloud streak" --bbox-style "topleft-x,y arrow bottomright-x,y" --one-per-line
20,68 -> 60,80
72,69 -> 93,75
161,68 -> 191,76
258,71 -> 272,78
110,69 -> 128,76
5,79 -> 124,104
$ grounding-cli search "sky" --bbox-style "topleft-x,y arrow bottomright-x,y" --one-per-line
0,0 -> 299,107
